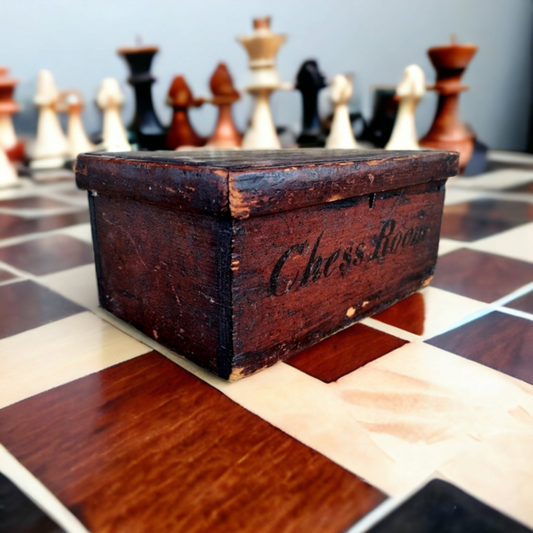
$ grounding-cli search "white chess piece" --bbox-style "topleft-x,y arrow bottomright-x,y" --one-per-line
0,146 -> 18,188
385,65 -> 425,150
30,69 -> 70,169
96,78 -> 131,152
325,75 -> 357,149
58,90 -> 95,157
238,17 -> 288,150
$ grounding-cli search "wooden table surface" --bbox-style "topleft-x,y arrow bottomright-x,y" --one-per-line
1,150 -> 533,532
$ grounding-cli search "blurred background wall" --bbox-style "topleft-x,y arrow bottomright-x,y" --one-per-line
2,0 -> 532,151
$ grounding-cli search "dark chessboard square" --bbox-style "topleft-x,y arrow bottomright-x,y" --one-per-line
0,352 -> 385,532
367,479 -> 531,533
0,267 -> 17,283
0,212 -> 90,240
431,248 -> 533,303
426,311 -> 533,384
506,290 -> 533,314
0,235 -> 93,276
0,473 -> 65,533
0,196 -> 73,210
440,199 -> 533,241
0,280 -> 85,339
286,323 -> 407,383
373,292 -> 426,335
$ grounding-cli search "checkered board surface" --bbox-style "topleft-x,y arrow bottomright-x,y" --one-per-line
1,151 -> 533,533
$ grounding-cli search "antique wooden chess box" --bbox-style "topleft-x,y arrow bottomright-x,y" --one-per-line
76,149 -> 458,380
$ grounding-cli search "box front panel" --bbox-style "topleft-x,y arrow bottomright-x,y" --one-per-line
231,181 -> 445,377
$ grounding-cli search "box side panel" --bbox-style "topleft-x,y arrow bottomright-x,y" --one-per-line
91,196 -> 226,376
230,180 -> 445,378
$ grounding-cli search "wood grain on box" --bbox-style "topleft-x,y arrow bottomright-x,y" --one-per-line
77,149 -> 458,379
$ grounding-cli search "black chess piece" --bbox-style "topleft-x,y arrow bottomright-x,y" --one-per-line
117,45 -> 166,150
296,60 -> 326,147
358,87 -> 398,147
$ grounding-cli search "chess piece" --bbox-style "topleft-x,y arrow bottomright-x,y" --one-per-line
237,17 -> 288,150
205,63 -> 242,149
0,145 -> 19,188
166,76 -> 205,149
57,90 -> 95,158
296,60 -> 326,147
30,69 -> 70,169
325,74 -> 358,149
420,37 -> 478,171
359,86 -> 398,148
117,45 -> 166,150
386,65 -> 425,150
96,78 -> 131,152
0,68 -> 25,162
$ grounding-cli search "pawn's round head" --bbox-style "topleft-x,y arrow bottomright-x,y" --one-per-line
34,69 -> 59,106
330,74 -> 353,105
96,78 -> 124,109
396,65 -> 425,100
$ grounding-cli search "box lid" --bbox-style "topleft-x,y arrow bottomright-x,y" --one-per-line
76,149 -> 458,219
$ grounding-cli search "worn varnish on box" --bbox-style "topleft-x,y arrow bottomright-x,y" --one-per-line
76,149 -> 458,380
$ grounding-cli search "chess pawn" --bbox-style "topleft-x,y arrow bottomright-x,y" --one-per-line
205,63 -> 242,149
385,65 -> 425,150
325,75 -> 358,149
31,69 -> 70,169
96,78 -> 131,152
420,39 -> 478,171
57,90 -> 95,158
166,76 -> 205,150
0,68 -> 25,162
0,145 -> 19,188
296,60 -> 326,147
238,17 -> 288,150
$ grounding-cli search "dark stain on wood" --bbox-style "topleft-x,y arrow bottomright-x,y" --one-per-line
0,351 -> 386,533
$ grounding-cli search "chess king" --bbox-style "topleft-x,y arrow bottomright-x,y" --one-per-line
237,17 -> 289,150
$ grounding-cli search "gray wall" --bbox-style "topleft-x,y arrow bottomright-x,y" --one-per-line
3,0 -> 533,150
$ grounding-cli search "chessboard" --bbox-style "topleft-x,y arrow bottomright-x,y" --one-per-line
1,149 -> 533,532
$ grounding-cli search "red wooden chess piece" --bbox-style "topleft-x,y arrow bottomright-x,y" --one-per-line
165,76 -> 205,149
205,63 -> 242,149
420,39 -> 478,172
0,68 -> 25,163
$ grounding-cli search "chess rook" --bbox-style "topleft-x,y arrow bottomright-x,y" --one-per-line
166,76 -> 205,150
238,17 -> 287,150
31,69 -> 70,169
296,60 -> 326,147
386,65 -> 425,151
96,78 -> 131,152
205,63 -> 241,149
325,74 -> 358,149
118,45 -> 166,150
0,68 -> 25,162
420,40 -> 478,172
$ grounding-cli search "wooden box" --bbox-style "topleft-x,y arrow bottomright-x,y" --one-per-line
76,149 -> 458,380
